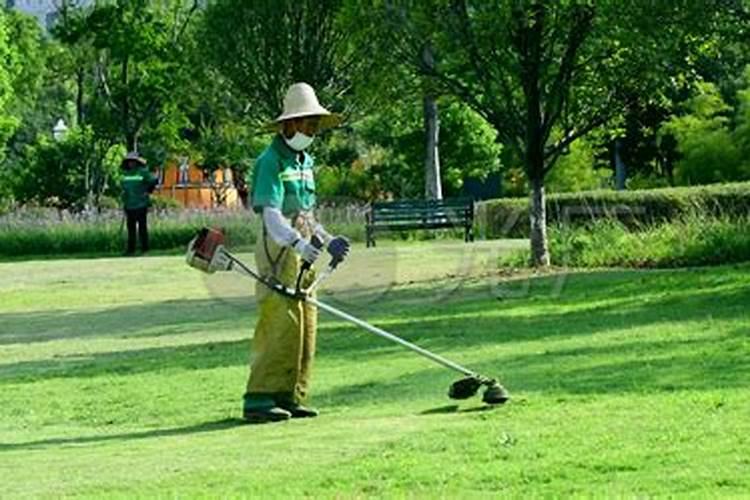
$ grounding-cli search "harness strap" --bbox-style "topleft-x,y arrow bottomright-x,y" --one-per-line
262,222 -> 287,278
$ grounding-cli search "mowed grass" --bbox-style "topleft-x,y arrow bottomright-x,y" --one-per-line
0,240 -> 748,497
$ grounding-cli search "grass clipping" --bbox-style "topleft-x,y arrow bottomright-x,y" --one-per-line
502,213 -> 750,268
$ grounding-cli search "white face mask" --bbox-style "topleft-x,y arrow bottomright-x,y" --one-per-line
284,132 -> 314,151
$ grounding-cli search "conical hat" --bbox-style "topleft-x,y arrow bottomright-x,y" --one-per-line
274,82 -> 340,129
123,151 -> 146,165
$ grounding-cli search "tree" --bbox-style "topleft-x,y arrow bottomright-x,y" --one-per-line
14,126 -> 124,209
0,9 -> 22,163
732,66 -> 750,178
314,98 -> 501,200
56,0 -> 201,151
545,139 -> 608,193
0,9 -> 50,208
661,82 -> 745,185
193,121 -> 267,207
201,0 -> 354,126
421,43 -> 443,199
379,0 -> 715,266
341,4 -> 448,201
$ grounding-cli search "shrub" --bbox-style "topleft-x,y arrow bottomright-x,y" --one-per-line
500,213 -> 750,269
476,181 -> 750,239
660,83 -> 746,185
545,139 -> 610,193
150,196 -> 183,210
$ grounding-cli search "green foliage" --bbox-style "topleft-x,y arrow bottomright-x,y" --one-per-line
4,0 -> 750,226
150,195 -> 182,211
54,0 -> 201,150
369,0 -> 717,265
0,9 -> 60,210
477,181 -> 750,238
201,0 -> 353,125
0,10 -> 21,162
13,127 -> 123,209
440,101 -> 503,191
625,173 -> 672,190
545,139 -> 610,193
660,83 -> 745,185
502,214 -> 750,269
732,66 -> 750,175
316,99 -> 502,200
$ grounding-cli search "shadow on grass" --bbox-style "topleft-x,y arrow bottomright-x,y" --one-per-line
0,297 -> 255,345
419,404 -> 499,415
2,269 -> 748,401
0,338 -> 250,382
0,417 -> 247,452
312,331 -> 750,410
317,281 -> 749,361
3,265 -> 745,347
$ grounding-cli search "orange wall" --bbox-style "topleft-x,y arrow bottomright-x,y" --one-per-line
155,162 -> 240,208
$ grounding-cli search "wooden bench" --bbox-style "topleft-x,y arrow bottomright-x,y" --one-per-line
365,198 -> 475,247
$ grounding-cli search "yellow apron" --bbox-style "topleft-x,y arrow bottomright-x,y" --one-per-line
245,214 -> 318,408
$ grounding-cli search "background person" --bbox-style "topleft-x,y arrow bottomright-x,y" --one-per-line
121,151 -> 158,256
243,82 -> 350,423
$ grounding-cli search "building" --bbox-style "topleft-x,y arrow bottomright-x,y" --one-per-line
153,160 -> 242,209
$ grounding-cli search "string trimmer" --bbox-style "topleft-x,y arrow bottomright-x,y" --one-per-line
185,227 -> 509,405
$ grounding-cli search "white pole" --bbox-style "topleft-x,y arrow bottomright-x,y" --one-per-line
309,297 -> 477,378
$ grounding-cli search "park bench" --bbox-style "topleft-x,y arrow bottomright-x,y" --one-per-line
365,197 -> 475,247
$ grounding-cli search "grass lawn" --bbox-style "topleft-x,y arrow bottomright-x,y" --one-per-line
0,239 -> 748,497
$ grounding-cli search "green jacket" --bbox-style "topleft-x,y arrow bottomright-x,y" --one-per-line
121,167 -> 158,210
249,135 -> 316,216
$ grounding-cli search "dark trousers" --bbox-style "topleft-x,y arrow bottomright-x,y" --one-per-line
125,207 -> 149,254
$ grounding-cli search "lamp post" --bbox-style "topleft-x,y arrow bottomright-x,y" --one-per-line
52,119 -> 68,141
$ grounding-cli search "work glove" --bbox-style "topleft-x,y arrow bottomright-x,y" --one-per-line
327,236 -> 350,265
293,238 -> 321,265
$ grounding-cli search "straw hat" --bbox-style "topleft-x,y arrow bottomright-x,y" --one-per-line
273,82 -> 340,129
122,151 -> 146,165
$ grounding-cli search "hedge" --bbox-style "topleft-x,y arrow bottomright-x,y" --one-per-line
476,181 -> 750,238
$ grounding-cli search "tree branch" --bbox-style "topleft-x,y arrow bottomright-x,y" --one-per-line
96,57 -> 117,112
541,5 -> 594,145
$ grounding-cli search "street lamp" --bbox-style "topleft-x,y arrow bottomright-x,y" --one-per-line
52,119 -> 68,141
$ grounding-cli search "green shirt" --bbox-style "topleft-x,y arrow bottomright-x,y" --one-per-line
250,135 -> 316,216
121,167 -> 157,210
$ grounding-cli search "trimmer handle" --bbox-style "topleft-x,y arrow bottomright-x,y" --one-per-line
301,234 -> 325,272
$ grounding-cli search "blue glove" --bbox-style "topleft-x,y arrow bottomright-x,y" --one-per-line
327,236 -> 350,264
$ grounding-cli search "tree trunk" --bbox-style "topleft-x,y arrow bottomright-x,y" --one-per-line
76,67 -> 85,126
529,173 -> 550,267
126,131 -> 138,152
122,58 -> 136,151
421,42 -> 442,200
423,93 -> 442,200
518,1 -> 550,267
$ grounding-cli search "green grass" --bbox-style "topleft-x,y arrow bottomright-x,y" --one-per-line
1,240 -> 749,497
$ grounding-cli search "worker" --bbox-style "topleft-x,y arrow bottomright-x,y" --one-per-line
121,151 -> 158,256
243,82 -> 350,423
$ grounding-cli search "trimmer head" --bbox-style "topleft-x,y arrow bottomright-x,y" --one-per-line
481,380 -> 510,405
449,376 -> 509,405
